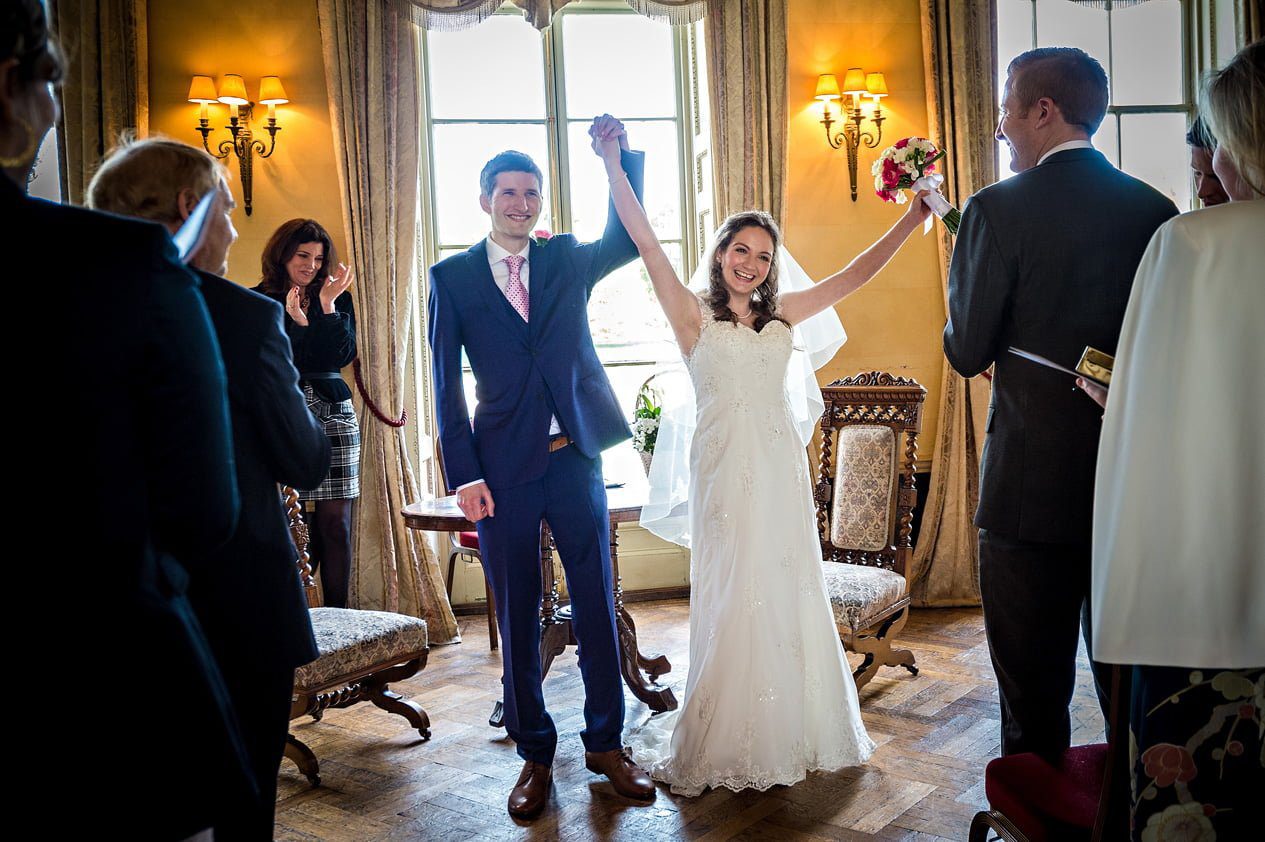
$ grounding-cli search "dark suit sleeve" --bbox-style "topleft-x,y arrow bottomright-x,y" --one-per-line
252,306 -> 332,489
143,235 -> 239,555
574,149 -> 646,293
427,269 -> 481,491
944,195 -> 1014,378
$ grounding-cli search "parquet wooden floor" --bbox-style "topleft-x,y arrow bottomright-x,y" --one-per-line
275,602 -> 1105,840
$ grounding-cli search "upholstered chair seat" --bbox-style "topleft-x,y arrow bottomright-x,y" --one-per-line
295,608 -> 430,692
819,563 -> 907,634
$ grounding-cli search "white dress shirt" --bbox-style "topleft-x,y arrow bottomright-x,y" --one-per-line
457,235 -> 560,493
1037,139 -> 1094,166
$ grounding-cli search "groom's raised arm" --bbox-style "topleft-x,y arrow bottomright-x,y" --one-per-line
575,147 -> 645,292
427,268 -> 481,492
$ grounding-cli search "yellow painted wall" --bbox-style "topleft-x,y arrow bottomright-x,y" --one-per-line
786,0 -> 945,461
147,0 -> 348,284
141,0 -> 943,606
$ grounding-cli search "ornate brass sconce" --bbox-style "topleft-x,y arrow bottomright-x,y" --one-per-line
188,74 -> 288,216
816,69 -> 888,202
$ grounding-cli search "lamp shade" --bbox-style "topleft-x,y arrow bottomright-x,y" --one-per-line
814,74 -> 841,100
842,67 -> 867,95
217,74 -> 250,106
258,76 -> 289,105
866,72 -> 888,98
187,75 -> 218,103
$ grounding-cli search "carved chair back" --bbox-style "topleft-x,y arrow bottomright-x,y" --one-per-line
282,485 -> 322,608
814,372 -> 926,577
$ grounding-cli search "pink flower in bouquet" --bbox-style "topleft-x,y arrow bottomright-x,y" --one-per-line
870,136 -> 961,234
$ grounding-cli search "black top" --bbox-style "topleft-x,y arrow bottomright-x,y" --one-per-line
944,148 -> 1179,544
256,286 -> 357,402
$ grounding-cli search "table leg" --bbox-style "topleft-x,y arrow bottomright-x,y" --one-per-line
609,522 -> 678,712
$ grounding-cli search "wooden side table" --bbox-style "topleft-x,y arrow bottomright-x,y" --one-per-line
402,485 -> 678,727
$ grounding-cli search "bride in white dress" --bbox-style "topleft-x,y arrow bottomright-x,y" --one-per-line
588,117 -> 929,796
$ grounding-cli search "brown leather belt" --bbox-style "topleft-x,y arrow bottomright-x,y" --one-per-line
548,434 -> 571,453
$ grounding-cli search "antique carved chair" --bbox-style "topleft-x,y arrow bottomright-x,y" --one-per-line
814,371 -> 926,689
280,487 -> 431,787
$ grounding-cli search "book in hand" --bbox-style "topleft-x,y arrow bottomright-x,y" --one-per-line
1007,346 -> 1113,387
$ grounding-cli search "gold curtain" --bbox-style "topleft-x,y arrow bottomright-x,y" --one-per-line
51,0 -> 148,204
908,0 -> 997,608
704,0 -> 788,222
396,0 -> 702,31
1239,0 -> 1263,46
317,0 -> 459,643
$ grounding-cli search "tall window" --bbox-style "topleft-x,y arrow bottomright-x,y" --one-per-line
997,0 -> 1192,208
419,3 -> 709,480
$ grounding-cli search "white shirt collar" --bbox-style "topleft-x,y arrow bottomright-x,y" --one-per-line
1038,139 -> 1094,166
486,234 -> 530,266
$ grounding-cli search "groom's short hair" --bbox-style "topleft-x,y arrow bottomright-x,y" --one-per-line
480,150 -> 544,198
1006,47 -> 1109,135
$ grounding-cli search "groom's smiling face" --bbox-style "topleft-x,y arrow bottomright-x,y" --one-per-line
481,171 -> 543,242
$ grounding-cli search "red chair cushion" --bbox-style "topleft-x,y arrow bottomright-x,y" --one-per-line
455,531 -> 480,551
984,744 -> 1107,842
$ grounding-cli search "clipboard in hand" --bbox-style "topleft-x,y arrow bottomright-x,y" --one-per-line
171,190 -> 217,264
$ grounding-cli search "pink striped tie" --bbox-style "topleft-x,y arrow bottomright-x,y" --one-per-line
504,255 -> 529,322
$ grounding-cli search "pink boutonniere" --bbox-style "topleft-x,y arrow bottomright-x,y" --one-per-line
530,229 -> 553,247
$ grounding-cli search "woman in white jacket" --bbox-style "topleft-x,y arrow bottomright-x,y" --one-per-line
1083,39 -> 1263,842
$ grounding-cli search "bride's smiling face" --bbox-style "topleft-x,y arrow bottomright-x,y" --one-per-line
716,226 -> 775,298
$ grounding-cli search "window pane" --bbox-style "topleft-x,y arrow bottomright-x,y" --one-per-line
431,123 -> 552,245
1120,112 -> 1189,209
1035,0 -> 1108,69
588,242 -> 681,361
997,0 -> 1034,94
567,120 -> 682,242
1094,112 -> 1119,168
562,13 -> 677,119
1109,0 -> 1182,106
427,16 -> 545,120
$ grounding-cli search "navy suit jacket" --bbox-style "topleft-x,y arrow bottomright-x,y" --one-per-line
944,147 -> 1178,544
429,150 -> 645,492
188,271 -> 328,674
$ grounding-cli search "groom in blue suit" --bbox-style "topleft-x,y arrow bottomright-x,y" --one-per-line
428,116 -> 655,819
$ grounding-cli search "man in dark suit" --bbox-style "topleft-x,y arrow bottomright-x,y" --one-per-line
88,138 -> 331,839
944,47 -> 1178,759
428,117 -> 654,819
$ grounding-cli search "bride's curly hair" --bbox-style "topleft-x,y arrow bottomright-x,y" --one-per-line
704,210 -> 788,332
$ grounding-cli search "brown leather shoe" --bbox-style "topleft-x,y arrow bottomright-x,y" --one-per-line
584,748 -> 656,801
507,760 -> 552,819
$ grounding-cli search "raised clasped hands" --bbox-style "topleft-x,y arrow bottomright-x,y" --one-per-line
457,481 -> 496,523
588,114 -> 629,162
320,262 -> 355,313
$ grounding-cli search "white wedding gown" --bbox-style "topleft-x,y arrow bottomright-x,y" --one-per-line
626,306 -> 875,796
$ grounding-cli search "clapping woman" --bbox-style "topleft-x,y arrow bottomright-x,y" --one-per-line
256,219 -> 358,607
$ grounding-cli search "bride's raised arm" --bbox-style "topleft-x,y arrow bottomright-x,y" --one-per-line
778,194 -> 931,326
590,116 -> 701,354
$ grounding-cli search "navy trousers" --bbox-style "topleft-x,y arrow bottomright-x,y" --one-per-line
475,444 -> 624,765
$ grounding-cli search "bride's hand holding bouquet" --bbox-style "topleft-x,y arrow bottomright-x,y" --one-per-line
872,137 -> 962,234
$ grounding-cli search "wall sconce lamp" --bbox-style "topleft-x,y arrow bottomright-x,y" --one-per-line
188,74 -> 288,216
816,69 -> 888,201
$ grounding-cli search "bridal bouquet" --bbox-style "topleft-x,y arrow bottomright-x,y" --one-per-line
631,384 -> 662,474
872,137 -> 961,234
